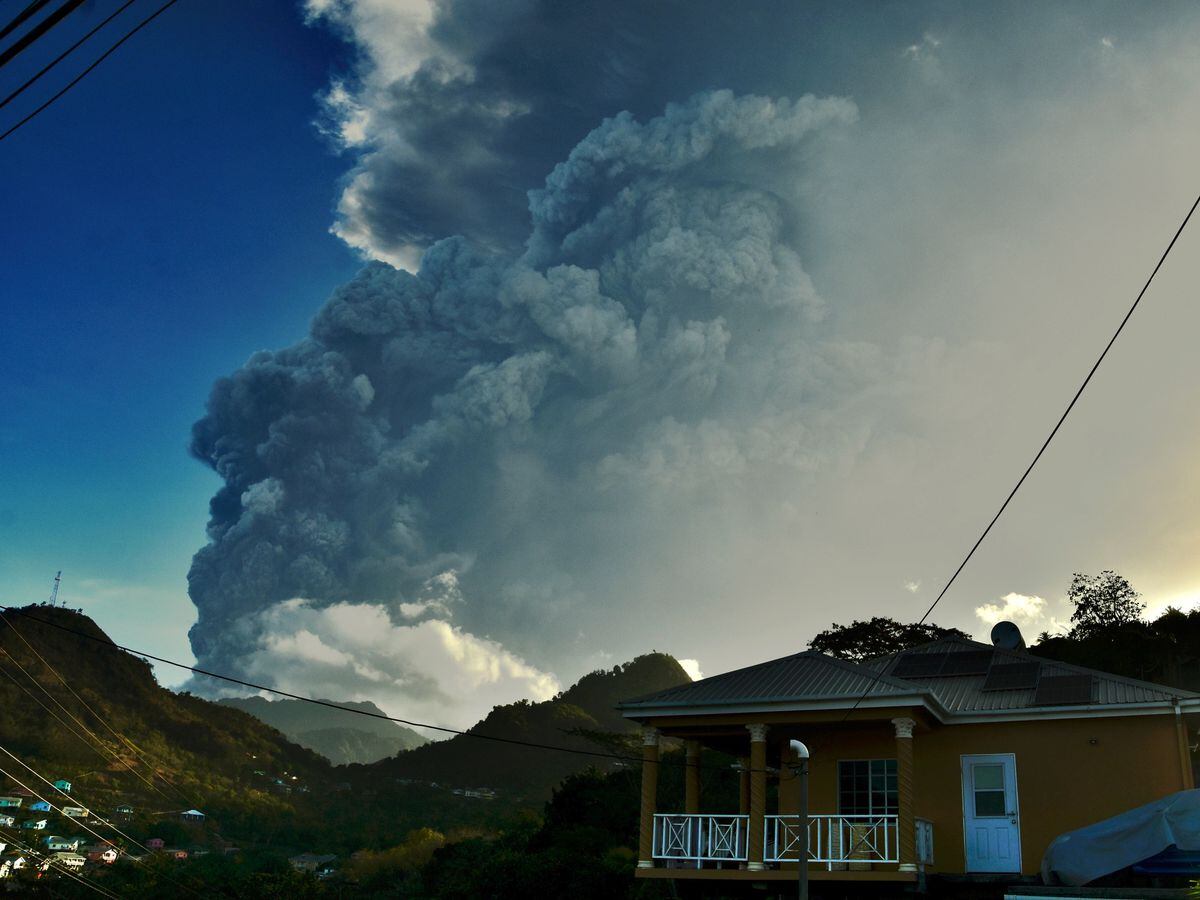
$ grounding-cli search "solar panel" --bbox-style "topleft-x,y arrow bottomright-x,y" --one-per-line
1033,674 -> 1094,706
892,652 -> 949,678
980,661 -> 1041,692
940,650 -> 995,676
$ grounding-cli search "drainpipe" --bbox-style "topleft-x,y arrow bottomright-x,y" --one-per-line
1174,701 -> 1194,790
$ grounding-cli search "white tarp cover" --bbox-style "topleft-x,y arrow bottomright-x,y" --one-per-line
1041,789 -> 1200,885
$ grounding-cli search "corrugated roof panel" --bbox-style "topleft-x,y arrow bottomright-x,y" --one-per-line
621,635 -> 1197,715
620,651 -> 917,708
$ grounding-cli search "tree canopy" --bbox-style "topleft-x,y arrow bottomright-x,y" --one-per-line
807,616 -> 970,661
1066,570 -> 1146,638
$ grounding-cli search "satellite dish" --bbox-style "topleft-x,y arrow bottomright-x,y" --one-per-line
990,620 -> 1026,651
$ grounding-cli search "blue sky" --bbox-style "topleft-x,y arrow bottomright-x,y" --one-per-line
1,1 -> 360,676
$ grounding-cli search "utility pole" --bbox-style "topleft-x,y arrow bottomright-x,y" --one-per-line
789,740 -> 810,900
48,571 -> 61,607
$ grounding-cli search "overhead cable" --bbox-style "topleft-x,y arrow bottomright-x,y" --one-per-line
841,190 -> 1200,721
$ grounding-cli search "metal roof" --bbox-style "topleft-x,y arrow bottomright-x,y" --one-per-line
619,651 -> 921,710
620,636 -> 1198,718
867,636 -> 1197,713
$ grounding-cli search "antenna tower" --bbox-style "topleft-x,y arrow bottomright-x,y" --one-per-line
49,571 -> 61,607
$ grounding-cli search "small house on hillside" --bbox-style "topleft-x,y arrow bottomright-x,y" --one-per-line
290,853 -> 337,873
180,809 -> 205,823
619,625 -> 1200,885
87,847 -> 119,865
51,852 -> 85,870
0,797 -> 22,809
52,780 -> 71,794
0,855 -> 28,878
165,848 -> 188,861
145,838 -> 165,850
43,836 -> 80,852
28,801 -> 50,813
0,816 -> 14,828
61,807 -> 88,819
115,804 -> 134,816
21,819 -> 47,831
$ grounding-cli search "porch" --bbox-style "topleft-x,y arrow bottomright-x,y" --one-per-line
635,717 -> 935,880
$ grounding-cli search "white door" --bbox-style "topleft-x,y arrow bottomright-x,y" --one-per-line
961,753 -> 1021,873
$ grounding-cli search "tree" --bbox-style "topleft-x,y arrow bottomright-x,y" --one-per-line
808,617 -> 970,662
1066,570 -> 1145,639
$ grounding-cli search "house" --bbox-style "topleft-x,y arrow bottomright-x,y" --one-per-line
28,801 -> 51,813
43,836 -> 80,852
115,804 -> 134,816
618,624 -> 1200,884
0,797 -> 22,809
21,819 -> 48,831
289,853 -> 337,873
51,852 -> 86,870
86,847 -> 119,865
165,848 -> 188,860
180,808 -> 205,823
52,780 -> 71,794
60,807 -> 89,819
0,854 -> 28,878
0,816 -> 15,828
146,837 -> 165,850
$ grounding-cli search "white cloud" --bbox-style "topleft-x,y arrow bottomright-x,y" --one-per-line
974,592 -> 1071,640
904,580 -> 921,594
677,658 -> 703,680
235,598 -> 560,732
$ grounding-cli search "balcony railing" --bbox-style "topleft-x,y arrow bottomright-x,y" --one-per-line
652,813 -> 921,870
652,814 -> 748,865
765,814 -> 899,865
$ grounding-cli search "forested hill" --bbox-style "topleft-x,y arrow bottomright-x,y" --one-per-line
218,696 -> 428,765
368,652 -> 691,797
0,605 -> 331,835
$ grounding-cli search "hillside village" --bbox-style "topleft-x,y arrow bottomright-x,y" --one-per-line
0,605 -> 691,892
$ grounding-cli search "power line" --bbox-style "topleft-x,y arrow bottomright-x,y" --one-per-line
0,0 -> 53,42
0,742 -> 205,898
0,0 -> 181,144
0,825 -> 120,899
0,0 -> 140,112
0,0 -> 87,69
0,641 -> 189,808
841,189 -> 1200,721
0,608 -> 200,808
0,604 -> 755,776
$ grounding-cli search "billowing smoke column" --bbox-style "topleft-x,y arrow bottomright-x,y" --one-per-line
188,90 -> 858,722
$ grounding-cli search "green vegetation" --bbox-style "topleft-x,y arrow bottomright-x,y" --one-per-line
375,652 -> 690,798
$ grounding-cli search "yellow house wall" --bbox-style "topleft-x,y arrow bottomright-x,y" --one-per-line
773,713 -> 1189,875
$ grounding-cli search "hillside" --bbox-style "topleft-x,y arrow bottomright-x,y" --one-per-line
369,652 -> 691,797
218,696 -> 428,764
0,605 -> 337,845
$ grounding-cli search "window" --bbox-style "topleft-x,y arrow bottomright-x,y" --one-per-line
971,763 -> 1006,817
838,759 -> 898,816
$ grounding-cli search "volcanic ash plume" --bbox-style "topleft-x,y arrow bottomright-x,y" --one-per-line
187,91 -> 859,725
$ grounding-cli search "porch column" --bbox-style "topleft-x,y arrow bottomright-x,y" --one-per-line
638,726 -> 659,869
684,740 -> 701,813
893,716 -> 917,873
746,723 -> 768,871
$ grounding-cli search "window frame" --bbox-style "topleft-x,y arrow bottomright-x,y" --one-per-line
836,758 -> 899,817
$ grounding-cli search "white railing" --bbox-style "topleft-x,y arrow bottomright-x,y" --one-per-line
652,814 -> 748,865
915,817 -> 934,866
764,814 -> 899,866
